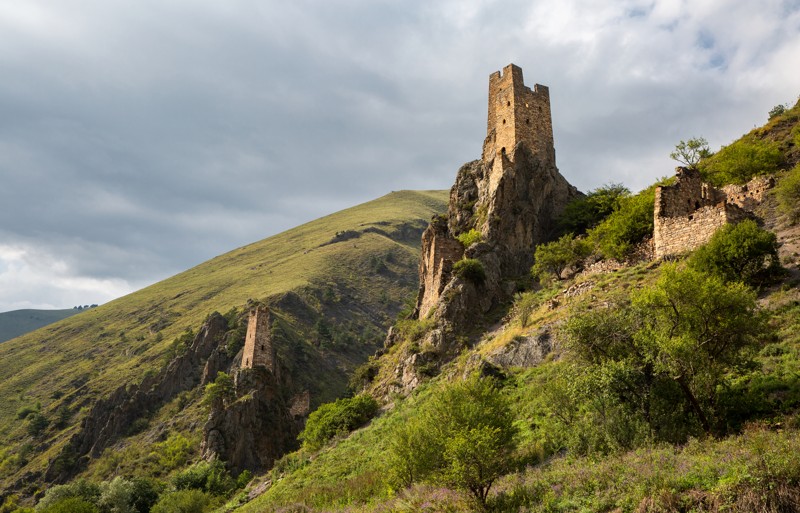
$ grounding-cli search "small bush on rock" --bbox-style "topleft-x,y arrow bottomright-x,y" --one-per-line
453,258 -> 486,285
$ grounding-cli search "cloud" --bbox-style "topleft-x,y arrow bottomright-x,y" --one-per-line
1,0 -> 799,309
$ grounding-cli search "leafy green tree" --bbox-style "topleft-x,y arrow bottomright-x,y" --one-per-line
298,394 -> 378,450
388,376 -> 517,508
688,219 -> 781,285
559,183 -> 630,234
35,481 -> 101,511
563,264 -> 765,438
588,187 -> 655,260
531,234 -> 592,282
768,103 -> 787,119
670,137 -> 712,168
634,265 -> 764,433
97,477 -> 136,513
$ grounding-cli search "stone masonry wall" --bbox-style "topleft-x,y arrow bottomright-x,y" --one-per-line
653,167 -> 766,259
241,306 -> 276,373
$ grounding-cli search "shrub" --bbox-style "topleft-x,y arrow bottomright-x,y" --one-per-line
452,258 -> 486,285
531,234 -> 592,282
769,103 -> 787,119
699,138 -> 784,185
16,402 -> 40,420
588,186 -> 655,260
35,480 -> 101,511
26,412 -> 49,437
688,219 -> 781,285
298,394 -> 379,451
150,490 -> 209,513
38,497 -> 98,513
456,229 -> 482,248
776,163 -> 800,223
559,183 -> 630,234
201,372 -> 234,408
155,433 -> 194,471
387,376 -> 517,508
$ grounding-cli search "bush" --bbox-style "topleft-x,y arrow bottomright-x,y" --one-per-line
769,103 -> 787,119
699,138 -> 784,185
452,258 -> 486,285
298,394 -> 379,451
16,402 -> 40,420
456,229 -> 482,248
588,186 -> 655,260
150,490 -> 209,513
201,372 -> 234,408
531,234 -> 592,282
387,376 -> 517,508
38,498 -> 98,513
776,163 -> 800,223
559,183 -> 630,234
172,460 -> 236,495
688,219 -> 781,285
26,412 -> 49,437
35,480 -> 101,511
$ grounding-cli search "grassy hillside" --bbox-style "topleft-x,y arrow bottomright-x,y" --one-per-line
230,104 -> 800,513
0,190 -> 448,498
0,309 -> 87,344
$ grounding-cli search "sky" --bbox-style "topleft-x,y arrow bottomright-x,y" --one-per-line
1,0 -> 800,311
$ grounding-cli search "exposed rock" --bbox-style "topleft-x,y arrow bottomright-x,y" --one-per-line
201,367 -> 298,475
47,313 -> 229,482
488,328 -> 553,368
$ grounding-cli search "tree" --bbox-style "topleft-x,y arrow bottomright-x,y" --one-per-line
563,264 -> 765,438
298,394 -> 378,451
388,376 -> 517,508
531,234 -> 592,282
588,187 -> 655,260
688,219 -> 780,285
559,183 -> 630,234
670,137 -> 712,168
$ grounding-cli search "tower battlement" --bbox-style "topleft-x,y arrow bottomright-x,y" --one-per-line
241,306 -> 276,373
482,64 -> 555,165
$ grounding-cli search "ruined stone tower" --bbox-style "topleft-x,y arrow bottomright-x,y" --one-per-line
241,306 -> 276,373
482,63 -> 555,167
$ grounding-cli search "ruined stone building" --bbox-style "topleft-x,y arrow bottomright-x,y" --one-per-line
241,305 -> 276,373
414,64 -> 578,323
482,63 -> 556,177
654,167 -> 774,259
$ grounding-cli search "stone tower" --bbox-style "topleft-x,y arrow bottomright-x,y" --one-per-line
482,63 -> 555,166
241,306 -> 276,373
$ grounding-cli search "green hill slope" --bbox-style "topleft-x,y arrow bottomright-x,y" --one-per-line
0,309 -> 87,344
0,189 -> 448,497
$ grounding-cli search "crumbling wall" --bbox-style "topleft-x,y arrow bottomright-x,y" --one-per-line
654,167 -> 767,259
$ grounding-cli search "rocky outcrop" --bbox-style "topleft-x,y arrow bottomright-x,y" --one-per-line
47,313 -> 230,482
415,143 -> 580,333
488,328 -> 553,368
201,367 -> 298,474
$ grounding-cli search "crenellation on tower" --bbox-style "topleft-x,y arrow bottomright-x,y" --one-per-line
241,306 -> 276,373
482,63 -> 555,166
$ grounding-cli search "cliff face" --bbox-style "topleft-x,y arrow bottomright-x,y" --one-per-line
416,142 -> 580,323
201,367 -> 299,475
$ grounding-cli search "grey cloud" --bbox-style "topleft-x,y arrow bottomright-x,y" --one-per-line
1,0 -> 799,310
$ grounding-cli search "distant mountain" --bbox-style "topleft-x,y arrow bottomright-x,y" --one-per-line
0,309 -> 86,343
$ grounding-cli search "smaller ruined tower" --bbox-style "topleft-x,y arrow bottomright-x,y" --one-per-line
241,306 -> 276,373
482,63 -> 555,165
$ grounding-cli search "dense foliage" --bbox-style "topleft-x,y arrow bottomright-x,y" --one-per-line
776,163 -> 800,222
452,258 -> 486,285
531,234 -> 592,282
588,186 -> 656,260
388,376 -> 517,507
558,183 -> 629,235
455,229 -> 482,248
688,219 -> 781,285
699,137 -> 784,185
298,394 -> 379,451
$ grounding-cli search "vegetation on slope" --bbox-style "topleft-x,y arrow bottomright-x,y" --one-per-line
0,190 -> 448,502
0,309 -> 87,344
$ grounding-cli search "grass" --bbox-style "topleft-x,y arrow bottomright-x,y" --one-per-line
0,190 -> 448,495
